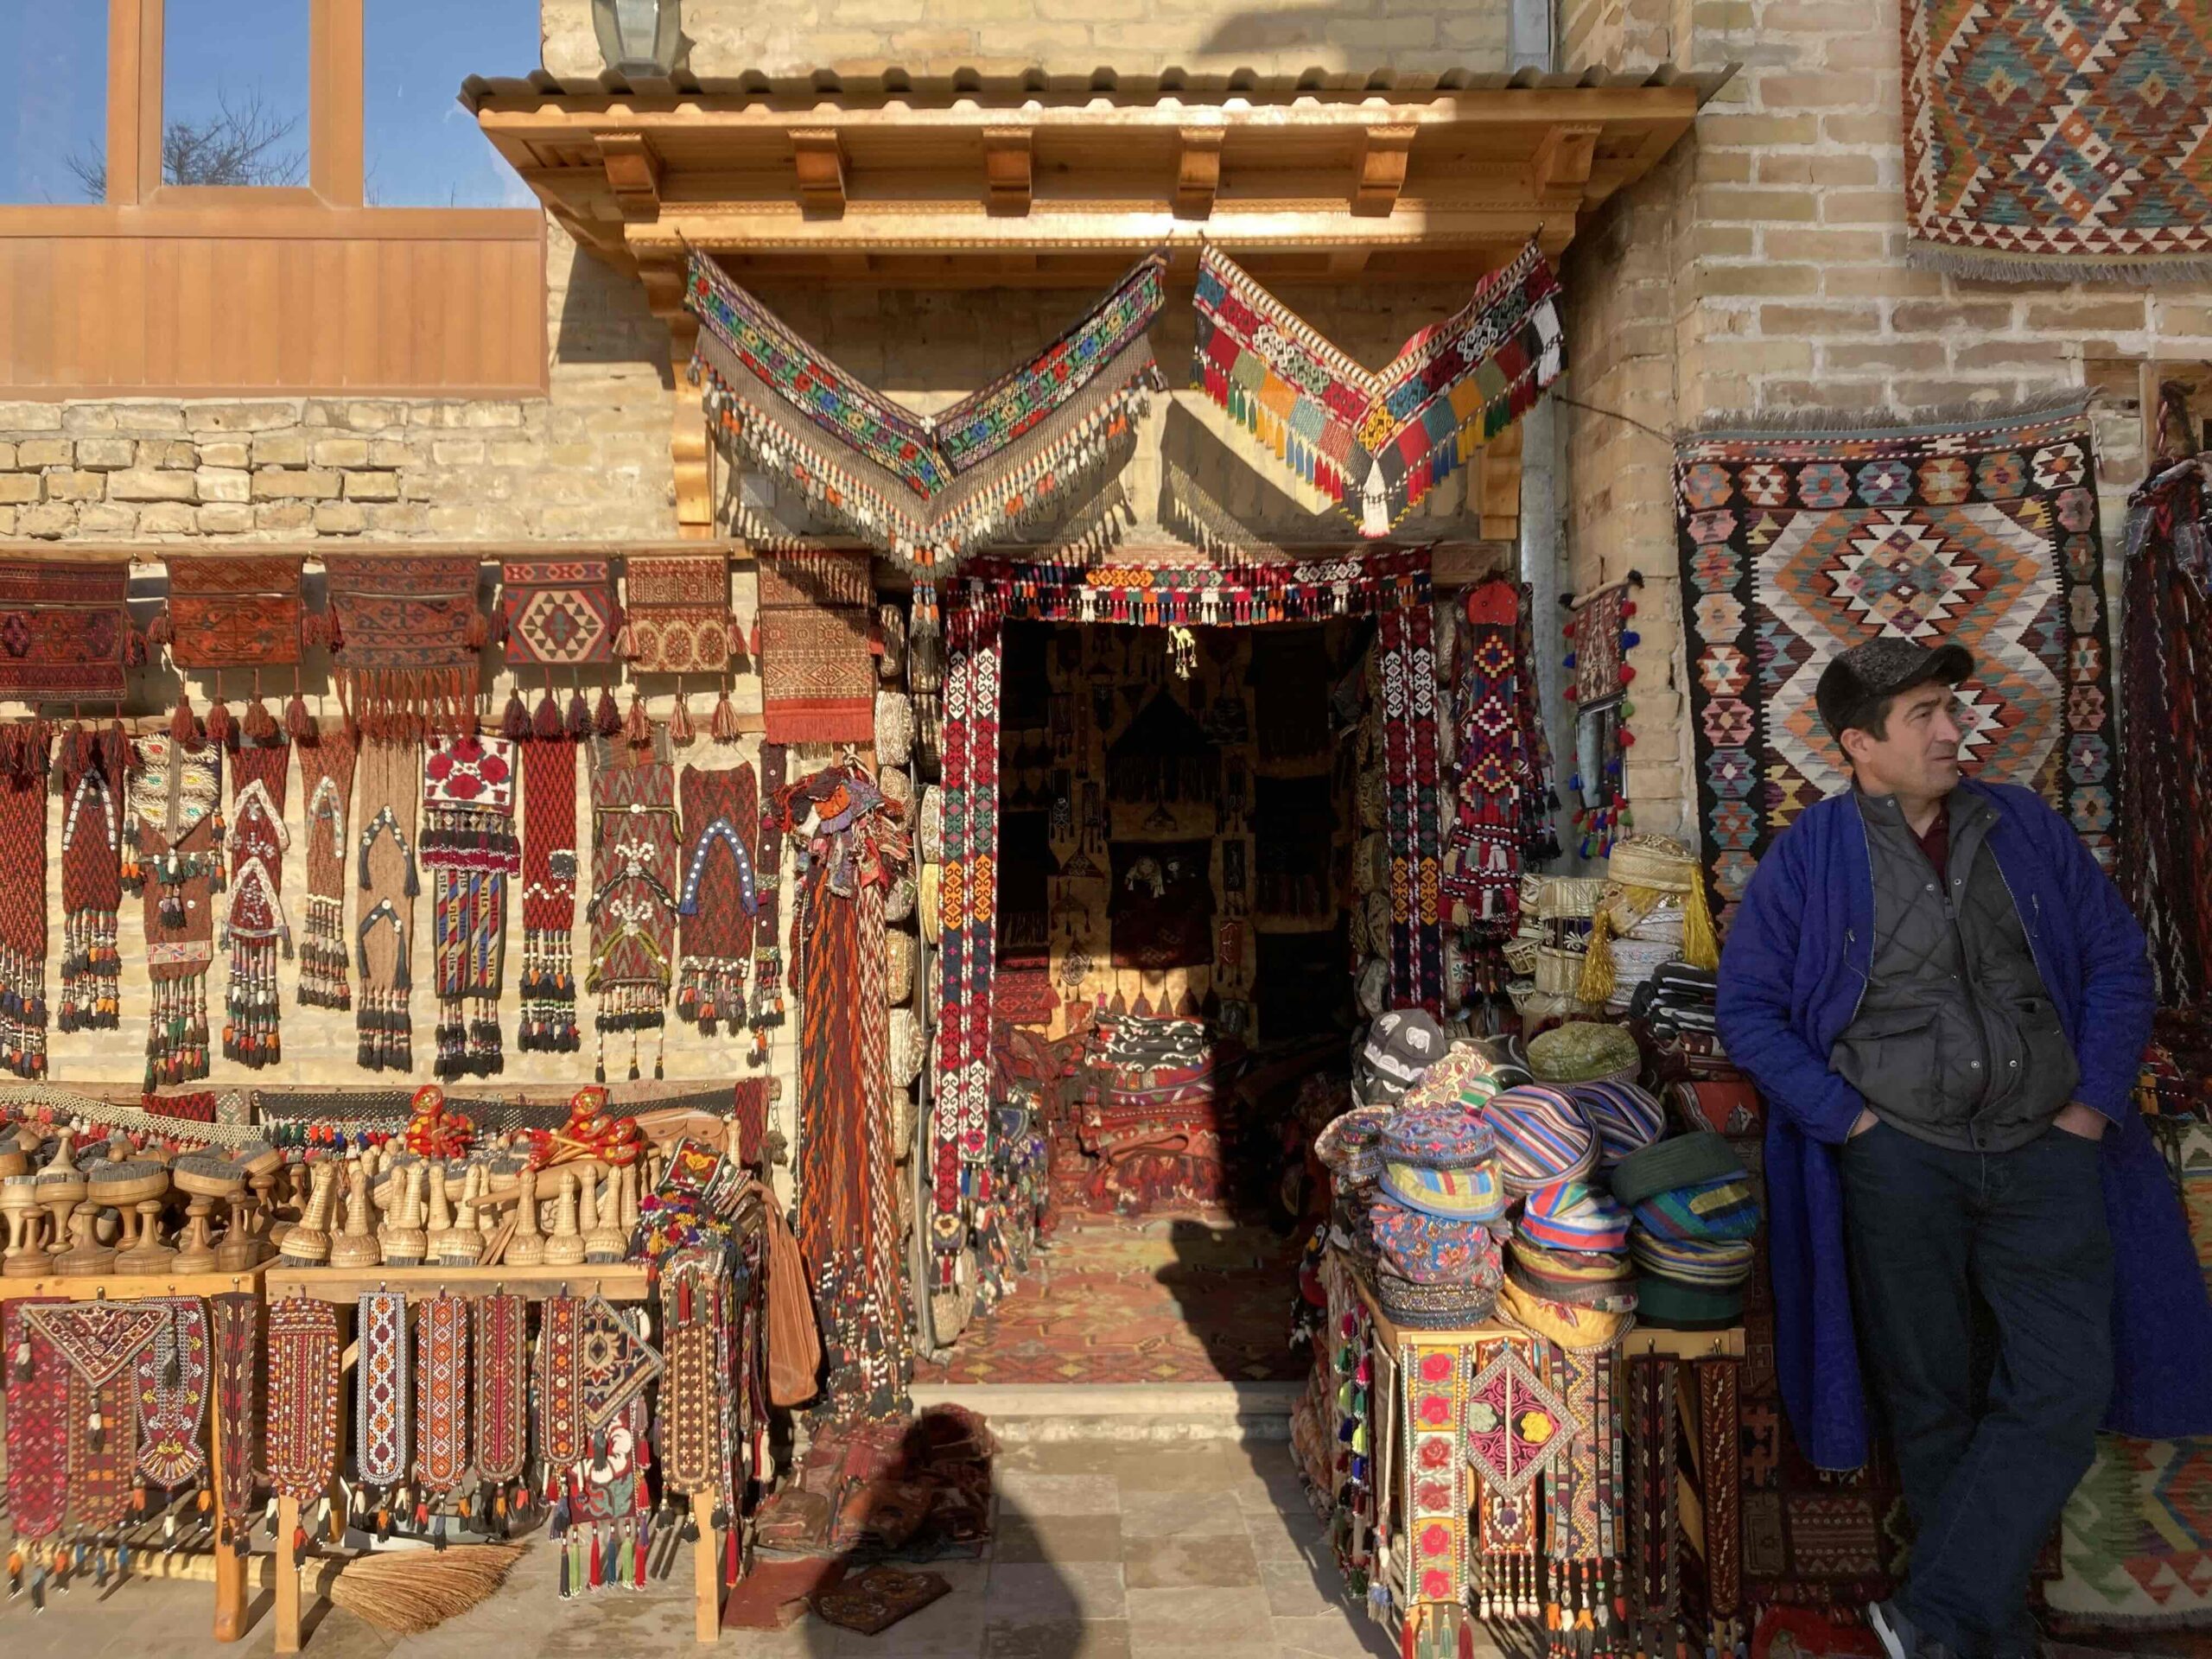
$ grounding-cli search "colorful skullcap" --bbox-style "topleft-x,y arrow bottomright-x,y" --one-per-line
1481,1084 -> 1599,1194
1314,1106 -> 1393,1186
1401,1046 -> 1488,1111
1521,1178 -> 1631,1253
1380,1157 -> 1507,1223
1379,1103 -> 1495,1170
1507,1238 -> 1639,1312
1498,1278 -> 1637,1351
1358,1008 -> 1449,1103
1630,1231 -> 1756,1287
1626,1173 -> 1762,1243
1368,1199 -> 1505,1288
1527,1020 -> 1642,1084
1572,1079 -> 1668,1167
1374,1268 -> 1498,1330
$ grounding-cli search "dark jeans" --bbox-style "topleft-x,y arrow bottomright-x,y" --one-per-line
1840,1119 -> 2113,1659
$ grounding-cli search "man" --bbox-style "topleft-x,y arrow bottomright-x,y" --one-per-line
1717,637 -> 2212,1659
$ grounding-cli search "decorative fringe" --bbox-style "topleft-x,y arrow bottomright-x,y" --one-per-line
1577,906 -> 1616,1006
335,667 -> 477,744
710,692 -> 741,742
1904,241 -> 2212,287
1693,391 -> 2091,442
144,970 -> 212,1090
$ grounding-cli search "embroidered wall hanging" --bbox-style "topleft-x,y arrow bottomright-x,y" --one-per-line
575,1296 -> 662,1433
501,557 -> 618,666
1465,1333 -> 1575,1619
422,734 -> 520,1078
676,761 -> 760,1036
224,738 -> 291,1067
0,728 -> 50,1079
59,723 -> 126,1035
1401,1341 -> 1474,1647
159,555 -> 308,669
269,1296 -> 340,1508
924,550 -> 1441,1280
209,1291 -> 260,1554
519,733 -> 581,1054
1676,400 -> 2117,923
757,551 -> 874,744
1514,585 -> 1562,865
355,1290 -> 411,1494
534,1295 -> 588,1466
414,1291 -> 471,1499
27,1303 -> 167,1474
354,740 -> 420,1072
620,552 -> 736,675
0,557 -> 133,701
296,724 -> 356,1011
132,1296 -> 211,1491
1565,577 -> 1638,859
4,1299 -> 68,1544
748,744 -> 789,1065
325,555 -> 486,740
1192,241 -> 1564,537
1903,0 -> 2212,280
587,740 -> 678,1083
474,1292 -> 528,1513
1444,578 -> 1529,940
1546,1344 -> 1622,1652
67,1368 -> 139,1528
125,736 -> 224,1090
1377,600 -> 1446,1011
690,251 -> 1166,570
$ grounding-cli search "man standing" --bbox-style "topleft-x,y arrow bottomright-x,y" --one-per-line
1718,638 -> 2212,1659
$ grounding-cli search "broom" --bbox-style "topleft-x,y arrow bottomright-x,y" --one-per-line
327,1542 -> 528,1635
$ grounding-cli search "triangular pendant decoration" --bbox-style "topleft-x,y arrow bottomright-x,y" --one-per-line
1192,239 -> 1566,537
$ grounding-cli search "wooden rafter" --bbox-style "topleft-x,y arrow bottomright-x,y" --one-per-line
1176,127 -> 1224,219
595,132 -> 662,219
790,129 -> 849,215
1352,125 -> 1416,218
982,127 -> 1033,214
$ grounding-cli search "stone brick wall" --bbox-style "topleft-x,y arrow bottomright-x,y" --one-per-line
540,0 -> 1510,79
1557,0 -> 2212,842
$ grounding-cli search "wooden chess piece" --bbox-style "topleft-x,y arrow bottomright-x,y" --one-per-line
505,1166 -> 545,1268
380,1162 -> 429,1268
328,1159 -> 383,1270
277,1160 -> 339,1265
105,1161 -> 176,1271
2,1174 -> 44,1277
540,1170 -> 586,1268
583,1166 -> 626,1264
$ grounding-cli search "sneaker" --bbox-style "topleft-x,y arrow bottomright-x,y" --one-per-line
1869,1599 -> 1920,1659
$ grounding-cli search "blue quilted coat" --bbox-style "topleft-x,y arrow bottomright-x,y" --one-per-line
1715,779 -> 2212,1471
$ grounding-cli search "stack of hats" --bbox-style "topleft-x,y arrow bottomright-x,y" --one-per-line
1629,963 -> 1723,1052
1527,1020 -> 1642,1088
1366,1101 -> 1506,1327
1576,833 -> 1720,1008
1354,1008 -> 1450,1108
1610,1130 -> 1761,1329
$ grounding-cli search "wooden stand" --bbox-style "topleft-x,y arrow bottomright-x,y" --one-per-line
1353,1272 -> 1746,1360
260,1263 -> 721,1653
0,1264 -> 270,1643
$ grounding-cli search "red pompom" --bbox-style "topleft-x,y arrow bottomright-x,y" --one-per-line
285,694 -> 314,743
710,692 -> 741,743
205,701 -> 233,748
623,691 -> 652,748
533,690 -> 564,742
593,688 -> 621,738
172,698 -> 198,748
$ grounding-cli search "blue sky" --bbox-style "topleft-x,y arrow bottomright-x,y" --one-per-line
2,0 -> 539,206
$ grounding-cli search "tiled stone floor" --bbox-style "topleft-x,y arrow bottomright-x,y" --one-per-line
0,1439 -> 1412,1659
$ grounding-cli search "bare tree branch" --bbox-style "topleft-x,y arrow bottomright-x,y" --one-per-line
62,86 -> 308,201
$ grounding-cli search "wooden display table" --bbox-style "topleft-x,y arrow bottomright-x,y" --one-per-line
0,1263 -> 272,1644
1351,1272 -> 1745,1360
261,1263 -> 721,1653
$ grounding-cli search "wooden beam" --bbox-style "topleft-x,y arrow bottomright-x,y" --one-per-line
982,126 -> 1033,215
596,132 -> 664,219
1175,127 -> 1224,219
1529,123 -> 1601,194
790,128 -> 849,215
1352,125 -> 1417,218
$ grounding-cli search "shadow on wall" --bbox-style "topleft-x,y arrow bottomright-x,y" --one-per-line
550,228 -> 680,385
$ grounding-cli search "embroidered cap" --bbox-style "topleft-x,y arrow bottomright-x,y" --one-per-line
1368,1199 -> 1505,1287
1571,1079 -> 1669,1167
1507,1237 -> 1639,1312
1481,1084 -> 1599,1194
1377,1103 -> 1504,1220
1520,1177 -> 1632,1254
1498,1278 -> 1637,1351
1528,1020 -> 1643,1085
1314,1106 -> 1394,1186
1374,1268 -> 1500,1330
1357,1007 -> 1450,1104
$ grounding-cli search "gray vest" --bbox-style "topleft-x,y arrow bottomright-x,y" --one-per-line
1830,789 -> 2079,1152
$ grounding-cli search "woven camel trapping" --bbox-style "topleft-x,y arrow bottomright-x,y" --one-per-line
675,760 -> 760,1038
326,555 -> 486,740
757,550 -> 875,744
1192,240 -> 1564,537
209,1291 -> 260,1554
296,724 -> 356,1011
586,735 -> 678,1082
0,557 -> 134,702
1903,0 -> 2212,280
500,556 -> 618,666
58,723 -> 126,1036
422,734 -> 520,1079
133,1296 -> 211,1491
224,738 -> 291,1068
158,555 -> 309,669
0,728 -> 50,1078
354,740 -> 420,1073
620,552 -> 738,675
125,735 -> 224,1089
689,252 -> 1166,571
268,1295 -> 340,1508
518,733 -> 581,1054
748,744 -> 788,1063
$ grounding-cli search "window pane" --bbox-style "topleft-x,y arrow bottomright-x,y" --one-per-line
365,0 -> 537,207
0,1 -> 107,204
162,0 -> 310,188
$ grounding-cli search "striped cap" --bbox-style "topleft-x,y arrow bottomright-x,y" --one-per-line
1481,1084 -> 1599,1194
1626,1173 -> 1762,1244
1507,1237 -> 1638,1312
1380,1158 -> 1508,1223
1520,1178 -> 1631,1253
1571,1079 -> 1669,1167
1630,1230 -> 1756,1287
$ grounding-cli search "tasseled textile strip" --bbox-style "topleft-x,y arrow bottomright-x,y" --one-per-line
1443,577 -> 1527,942
658,1262 -> 722,1497
0,725 -> 51,1078
1514,582 -> 1563,865
68,1370 -> 140,1528
518,730 -> 581,1054
59,723 -> 125,1035
1399,1340 -> 1474,1656
534,1295 -> 588,1468
473,1293 -> 528,1494
1545,1345 -> 1624,1657
4,1299 -> 69,1543
126,734 -> 224,1090
675,760 -> 760,1038
209,1292 -> 261,1554
1625,1357 -> 1680,1659
748,745 -> 788,1065
413,1291 -> 471,1497
734,1076 -> 771,1167
296,723 -> 357,1011
423,735 -> 520,1079
354,1289 -> 411,1493
1699,1358 -> 1744,1659
1378,599 -> 1446,1014
268,1296 -> 340,1508
224,737 -> 292,1068
586,735 -> 677,1084
324,554 -> 486,742
132,1296 -> 211,1491
354,740 -> 420,1073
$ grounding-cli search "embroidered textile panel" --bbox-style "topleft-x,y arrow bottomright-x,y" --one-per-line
500,557 -> 617,666
622,553 -> 736,675
758,551 -> 875,744
0,558 -> 132,700
163,556 -> 306,668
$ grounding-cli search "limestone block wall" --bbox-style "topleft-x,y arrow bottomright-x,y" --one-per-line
540,0 -> 1511,80
1557,0 -> 2212,845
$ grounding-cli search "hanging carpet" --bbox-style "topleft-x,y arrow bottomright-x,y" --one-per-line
422,734 -> 520,1078
160,555 -> 307,667
1675,400 -> 2117,924
0,557 -> 133,701
757,550 -> 874,745
0,727 -> 50,1078
1903,0 -> 2212,281
676,760 -> 760,1036
500,556 -> 617,666
325,555 -> 486,740
1192,240 -> 1564,537
518,732 -> 581,1054
296,723 -> 356,1011
127,735 -> 224,1090
586,735 -> 678,1082
58,722 -> 126,1035
620,552 -> 737,676
688,252 -> 1166,571
355,740 -> 421,1073
224,738 -> 291,1068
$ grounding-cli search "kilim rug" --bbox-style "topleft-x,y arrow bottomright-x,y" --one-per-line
1675,401 -> 2117,923
422,734 -> 520,1078
688,253 -> 1166,571
500,556 -> 617,667
0,727 -> 50,1078
325,555 -> 486,740
0,556 -> 132,701
160,555 -> 307,668
757,550 -> 875,745
620,552 -> 737,676
1903,0 -> 2212,279
1192,240 -> 1564,536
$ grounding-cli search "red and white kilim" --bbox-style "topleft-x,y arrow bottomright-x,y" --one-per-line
413,1291 -> 470,1494
355,1290 -> 410,1490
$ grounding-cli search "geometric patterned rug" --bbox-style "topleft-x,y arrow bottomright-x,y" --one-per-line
912,1214 -> 1306,1386
1675,400 -> 2118,925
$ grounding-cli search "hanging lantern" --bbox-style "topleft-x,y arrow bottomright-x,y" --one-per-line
591,0 -> 683,77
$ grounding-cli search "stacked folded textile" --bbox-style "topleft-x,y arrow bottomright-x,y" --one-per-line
1078,1012 -> 1243,1209
1609,1130 -> 1762,1327
1628,961 -> 1720,1041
